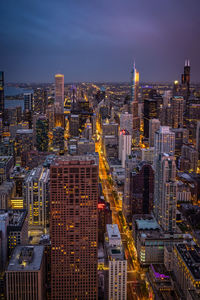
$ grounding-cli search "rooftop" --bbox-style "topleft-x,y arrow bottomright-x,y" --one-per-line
136,218 -> 160,231
107,224 -> 121,241
7,245 -> 44,272
16,129 -> 33,134
176,243 -> 200,280
0,209 -> 27,229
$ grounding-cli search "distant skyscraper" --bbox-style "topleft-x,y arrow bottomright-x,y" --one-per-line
143,93 -> 163,138
55,74 -> 64,113
149,119 -> 160,147
153,126 -> 175,168
36,116 -> 49,152
196,121 -> 200,158
131,63 -> 140,145
0,71 -> 4,123
33,88 -> 48,114
130,162 -> 154,215
181,59 -> 190,100
119,129 -> 132,168
154,154 -> 177,233
171,96 -> 184,128
120,112 -> 133,136
24,92 -> 33,111
52,126 -> 64,151
50,155 -> 98,299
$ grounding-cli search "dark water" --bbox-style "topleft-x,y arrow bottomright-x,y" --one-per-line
5,87 -> 32,110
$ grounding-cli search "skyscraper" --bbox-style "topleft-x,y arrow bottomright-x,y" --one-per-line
131,63 -> 140,145
50,155 -> 98,299
55,74 -> 64,113
171,96 -> 184,128
0,72 -> 4,123
143,93 -> 163,138
130,162 -> 154,215
153,126 -> 175,168
154,154 -> 177,233
36,116 -> 49,152
119,129 -> 132,168
149,119 -> 160,147
104,224 -> 127,300
24,167 -> 50,230
24,92 -> 33,111
196,121 -> 200,158
181,59 -> 190,100
33,88 -> 48,114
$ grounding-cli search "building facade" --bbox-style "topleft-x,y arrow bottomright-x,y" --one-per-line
24,167 -> 50,230
55,74 -> 64,113
50,155 -> 99,299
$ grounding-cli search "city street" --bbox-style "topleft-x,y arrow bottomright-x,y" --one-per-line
95,125 -> 151,300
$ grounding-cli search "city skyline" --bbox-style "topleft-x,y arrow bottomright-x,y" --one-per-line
1,0 -> 200,82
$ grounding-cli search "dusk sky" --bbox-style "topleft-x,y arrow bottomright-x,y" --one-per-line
1,0 -> 200,83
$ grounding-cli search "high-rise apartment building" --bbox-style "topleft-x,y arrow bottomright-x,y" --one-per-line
69,114 -> 79,137
24,167 -> 50,230
6,245 -> 46,300
196,121 -> 200,158
15,129 -> 33,165
0,72 -> 4,123
154,154 -> 177,233
171,96 -> 184,128
33,88 -> 48,114
153,126 -> 175,168
104,224 -> 127,300
123,155 -> 138,223
55,74 -> 64,113
120,112 -> 133,136
24,92 -> 33,112
143,94 -> 163,138
36,116 -> 49,152
130,162 -> 154,215
119,130 -> 132,168
149,119 -> 160,147
52,126 -> 64,151
50,155 -> 98,299
180,143 -> 198,172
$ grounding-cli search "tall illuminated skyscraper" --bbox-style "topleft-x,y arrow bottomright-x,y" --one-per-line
119,129 -> 132,168
24,166 -> 50,230
50,155 -> 98,299
181,59 -> 190,100
153,126 -> 175,168
171,96 -> 184,128
55,74 -> 64,113
154,154 -> 177,233
0,72 -> 4,123
131,63 -> 140,145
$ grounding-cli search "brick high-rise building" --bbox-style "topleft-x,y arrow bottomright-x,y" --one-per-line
50,155 -> 99,299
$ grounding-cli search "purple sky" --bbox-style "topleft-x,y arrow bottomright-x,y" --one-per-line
0,0 -> 200,82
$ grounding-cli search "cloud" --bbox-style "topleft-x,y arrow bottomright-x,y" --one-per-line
0,0 -> 200,82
